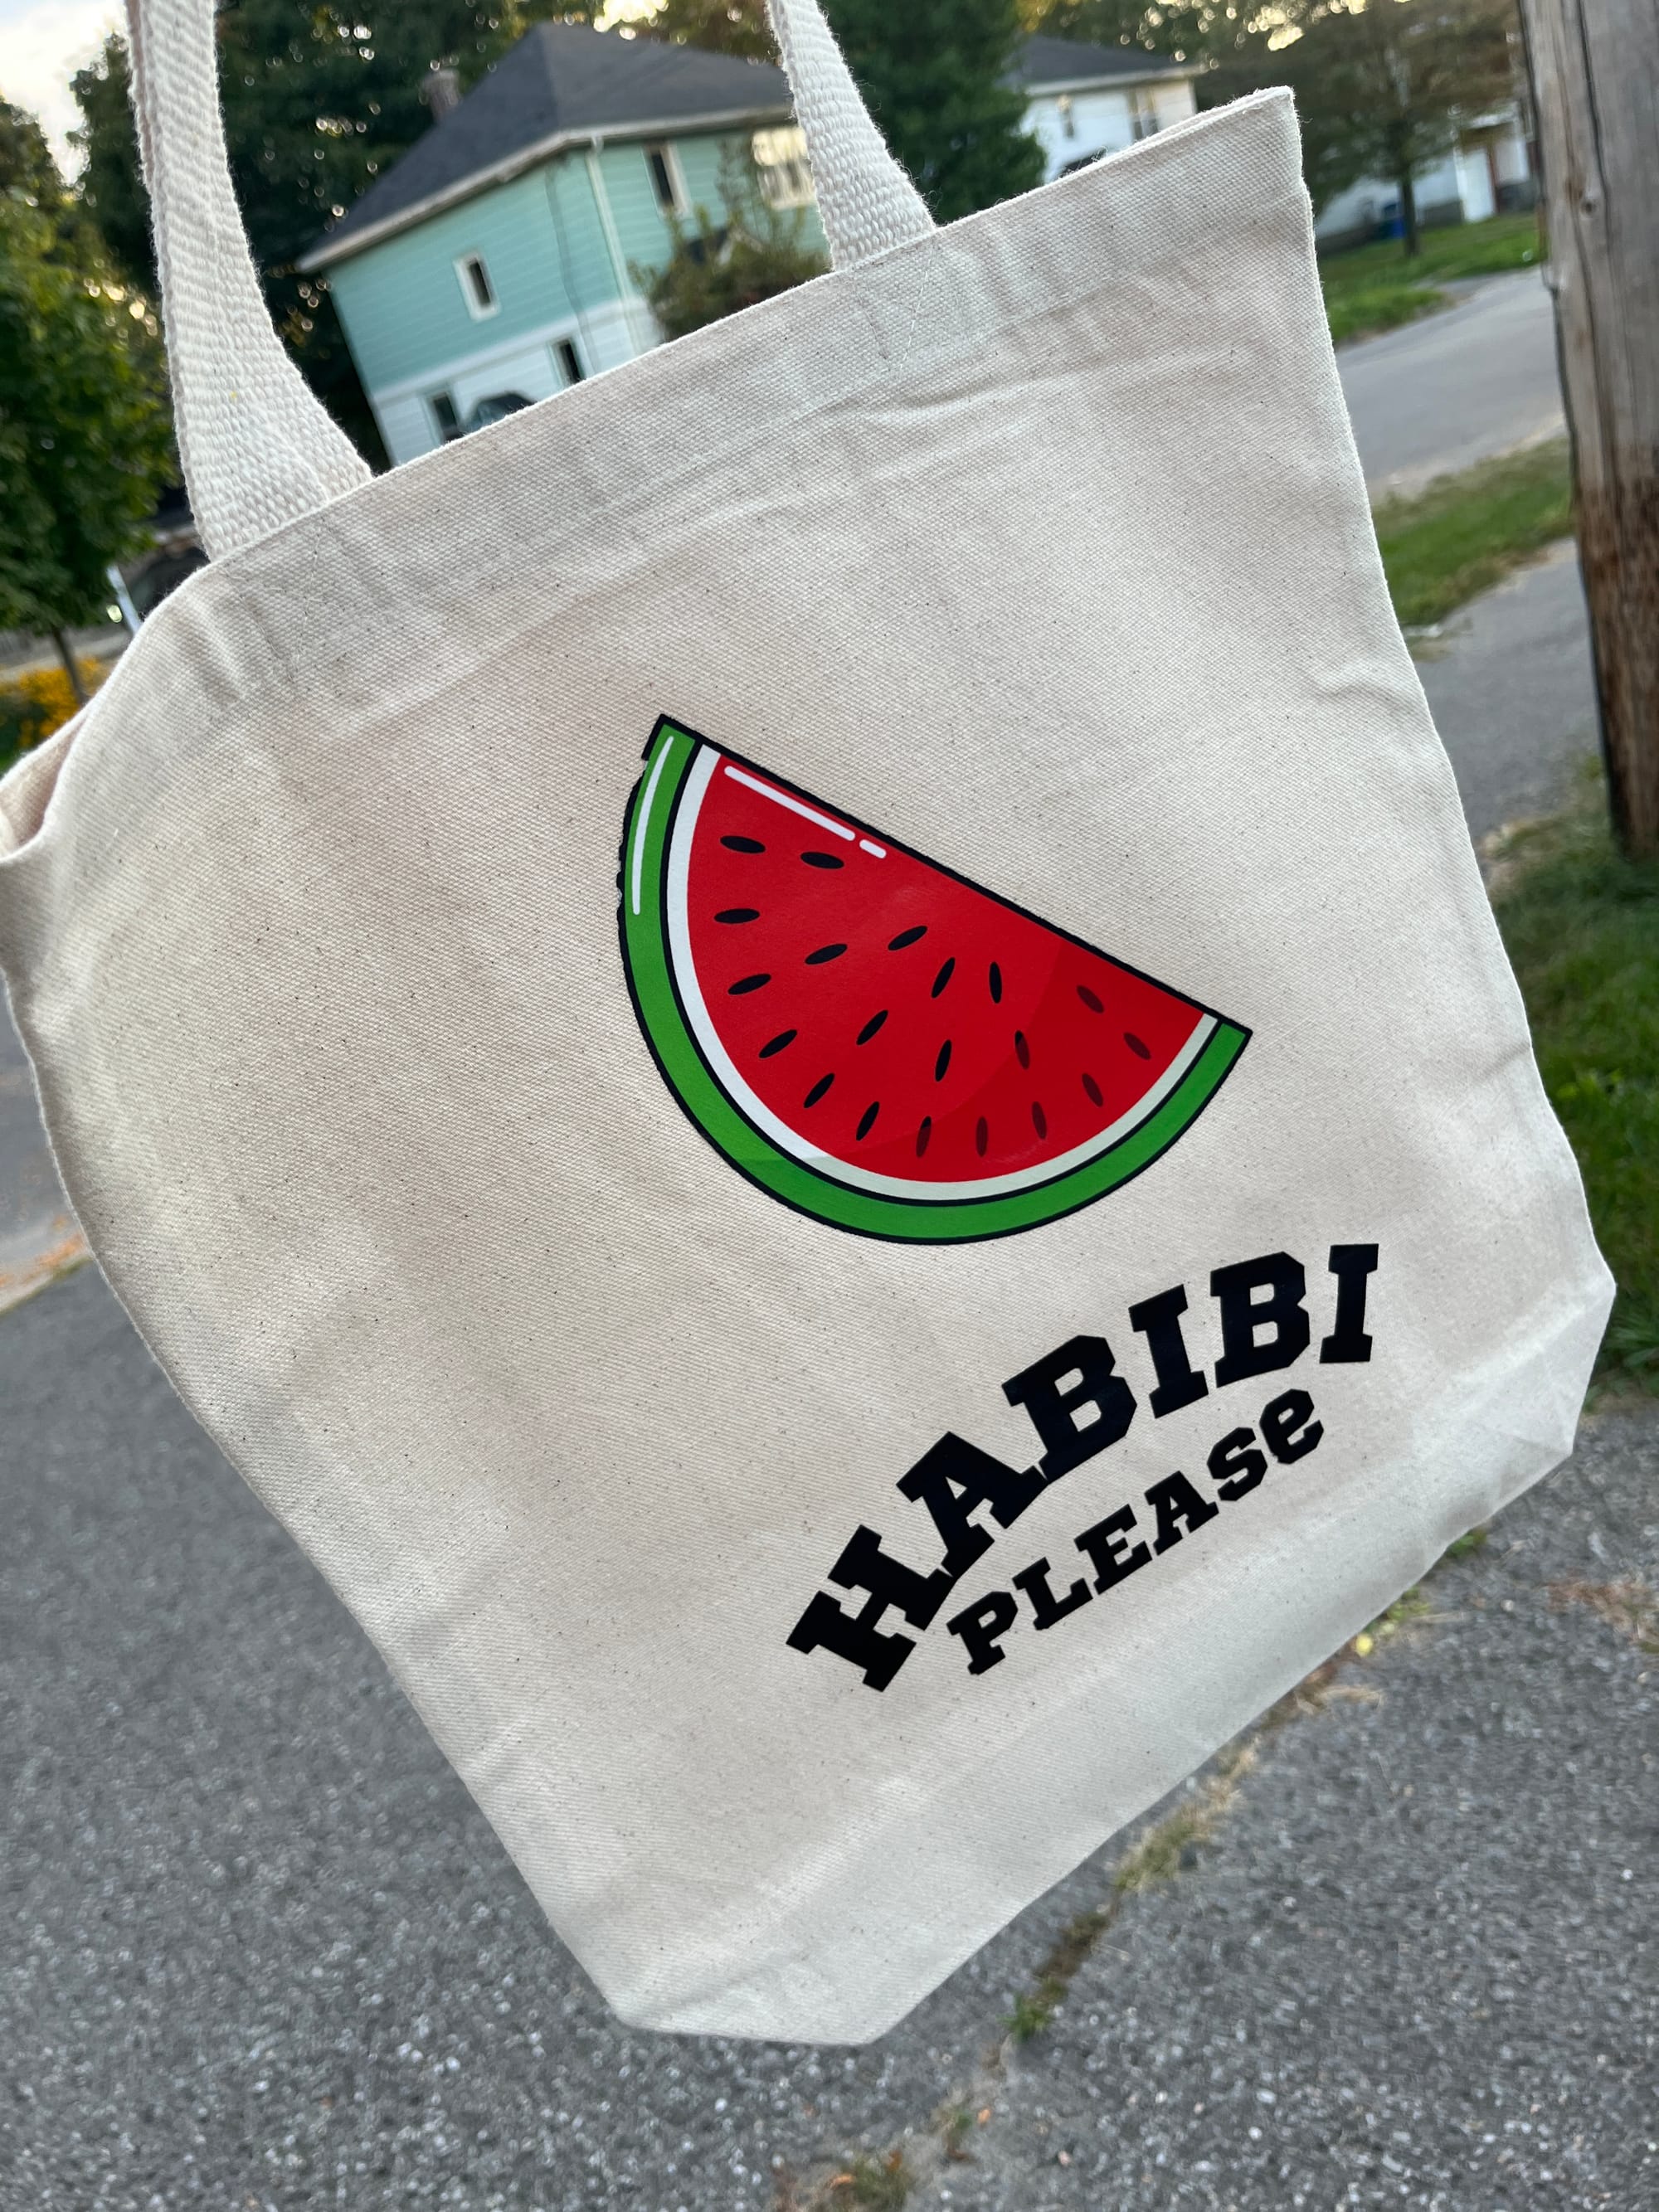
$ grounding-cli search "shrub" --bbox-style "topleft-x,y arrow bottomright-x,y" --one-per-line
633,148 -> 828,342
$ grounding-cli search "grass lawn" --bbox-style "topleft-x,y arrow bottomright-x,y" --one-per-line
1321,211 -> 1545,345
1494,794 -> 1659,1388
1373,439 -> 1572,630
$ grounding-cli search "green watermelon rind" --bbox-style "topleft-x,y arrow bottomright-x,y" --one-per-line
619,719 -> 1248,1246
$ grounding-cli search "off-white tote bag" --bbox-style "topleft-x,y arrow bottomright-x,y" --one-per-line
0,0 -> 1611,2041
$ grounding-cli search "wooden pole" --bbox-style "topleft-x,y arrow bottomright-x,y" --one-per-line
1517,0 -> 1659,856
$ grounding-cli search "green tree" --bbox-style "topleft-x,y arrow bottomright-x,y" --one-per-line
70,4 -> 593,464
0,178 -> 173,700
641,0 -> 776,60
1271,0 -> 1518,252
822,0 -> 1046,221
633,146 -> 828,337
1025,0 -> 1263,69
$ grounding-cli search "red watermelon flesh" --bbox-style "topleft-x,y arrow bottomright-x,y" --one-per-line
682,755 -> 1210,1192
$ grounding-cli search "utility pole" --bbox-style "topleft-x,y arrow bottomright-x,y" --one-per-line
1516,0 -> 1659,857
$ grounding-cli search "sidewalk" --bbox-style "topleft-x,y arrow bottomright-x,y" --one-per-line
1416,542 -> 1598,846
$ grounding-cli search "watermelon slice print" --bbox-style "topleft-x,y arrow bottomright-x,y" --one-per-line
619,718 -> 1249,1243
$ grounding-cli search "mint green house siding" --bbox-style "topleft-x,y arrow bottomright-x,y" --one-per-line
325,130 -> 823,467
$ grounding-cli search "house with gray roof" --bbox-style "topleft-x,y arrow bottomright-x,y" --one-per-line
299,22 -> 816,464
301,24 -> 1196,467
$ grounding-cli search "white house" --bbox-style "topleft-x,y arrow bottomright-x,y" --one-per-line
1314,106 -> 1536,247
1014,34 -> 1199,180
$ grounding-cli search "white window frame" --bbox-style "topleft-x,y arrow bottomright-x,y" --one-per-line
1128,88 -> 1160,143
454,251 -> 499,321
643,139 -> 690,220
751,124 -> 815,211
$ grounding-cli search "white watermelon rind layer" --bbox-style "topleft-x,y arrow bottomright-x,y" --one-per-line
620,718 -> 1249,1245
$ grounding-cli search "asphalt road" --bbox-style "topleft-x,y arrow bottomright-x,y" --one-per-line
2,1266 -> 1653,2209
1417,542 -> 1598,845
1337,269 -> 1564,496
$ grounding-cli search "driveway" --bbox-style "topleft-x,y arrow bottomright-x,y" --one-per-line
1339,269 -> 1565,498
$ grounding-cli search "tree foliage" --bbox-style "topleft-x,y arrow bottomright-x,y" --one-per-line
0,130 -> 173,665
634,147 -> 828,338
641,0 -> 776,61
820,0 -> 1046,222
1268,0 -> 1518,249
70,4 -> 594,464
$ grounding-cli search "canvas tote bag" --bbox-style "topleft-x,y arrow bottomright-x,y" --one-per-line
0,0 -> 1612,2043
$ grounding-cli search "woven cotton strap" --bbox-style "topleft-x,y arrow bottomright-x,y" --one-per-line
126,0 -> 370,561
766,0 -> 935,267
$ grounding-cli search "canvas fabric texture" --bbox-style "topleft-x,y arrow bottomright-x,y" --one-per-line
0,0 -> 1612,2043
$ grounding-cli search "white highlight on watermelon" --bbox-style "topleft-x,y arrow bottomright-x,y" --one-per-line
630,737 -> 677,917
722,765 -> 854,843
667,745 -> 1219,1204
859,839 -> 886,859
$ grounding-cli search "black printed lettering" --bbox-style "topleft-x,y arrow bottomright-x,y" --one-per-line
1011,1556 -> 1093,1631
1321,1243 -> 1379,1364
896,1433 -> 1045,1580
786,1525 -> 952,1691
1074,1502 -> 1152,1592
1128,1283 -> 1209,1418
947,1588 -> 1019,1675
1262,1388 -> 1324,1463
1211,1252 -> 1311,1387
1207,1424 -> 1267,1501
1145,1469 -> 1221,1554
1002,1334 -> 1136,1480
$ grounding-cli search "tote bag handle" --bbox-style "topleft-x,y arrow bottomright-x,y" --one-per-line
126,0 -> 934,564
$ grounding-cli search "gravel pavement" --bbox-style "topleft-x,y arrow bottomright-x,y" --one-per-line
2,1266 -> 1654,2209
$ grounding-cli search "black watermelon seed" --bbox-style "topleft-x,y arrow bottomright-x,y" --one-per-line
935,1040 -> 952,1082
857,1009 -> 888,1046
1014,1029 -> 1030,1071
759,1029 -> 796,1058
1077,983 -> 1105,1014
727,972 -> 770,995
1031,1101 -> 1047,1140
1125,1032 -> 1151,1059
1082,1072 -> 1104,1107
805,942 -> 847,965
804,1073 -> 834,1107
975,1116 -> 990,1158
989,961 -> 1003,1004
715,907 -> 760,925
888,925 -> 927,950
720,834 -> 765,853
856,1101 -> 880,1141
931,957 -> 956,999
801,851 -> 844,870
916,1116 -> 932,1158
